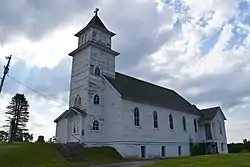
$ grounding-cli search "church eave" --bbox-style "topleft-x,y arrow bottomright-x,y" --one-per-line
68,41 -> 120,56
74,25 -> 116,37
54,107 -> 86,122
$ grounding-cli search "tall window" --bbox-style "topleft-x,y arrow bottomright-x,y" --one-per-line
134,107 -> 140,126
74,98 -> 77,107
168,114 -> 174,129
74,95 -> 81,107
178,146 -> 182,156
221,143 -> 224,152
182,116 -> 187,131
153,111 -> 158,128
219,121 -> 223,135
169,114 -> 174,130
77,96 -> 81,106
93,120 -> 99,131
72,119 -> 79,134
194,119 -> 197,132
93,94 -> 100,104
94,66 -> 101,76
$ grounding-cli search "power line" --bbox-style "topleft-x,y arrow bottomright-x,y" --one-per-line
6,74 -> 65,108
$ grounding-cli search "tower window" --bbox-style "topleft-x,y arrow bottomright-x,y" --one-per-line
94,66 -> 101,76
74,95 -> 81,107
93,94 -> 100,104
93,120 -> 99,131
134,107 -> 140,126
78,96 -> 81,106
93,31 -> 97,37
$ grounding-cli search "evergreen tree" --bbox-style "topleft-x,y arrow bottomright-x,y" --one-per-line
4,93 -> 30,141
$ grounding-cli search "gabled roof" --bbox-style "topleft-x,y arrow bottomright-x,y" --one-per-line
200,106 -> 226,121
86,14 -> 108,31
75,14 -> 115,37
54,107 -> 86,122
105,72 -> 201,115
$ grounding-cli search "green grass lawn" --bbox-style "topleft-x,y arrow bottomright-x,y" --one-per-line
2,142 -> 250,167
0,142 -> 124,167
143,153 -> 250,167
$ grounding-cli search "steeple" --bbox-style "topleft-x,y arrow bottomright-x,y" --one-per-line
74,8 -> 115,37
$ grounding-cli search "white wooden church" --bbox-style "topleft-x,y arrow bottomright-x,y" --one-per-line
54,10 -> 228,158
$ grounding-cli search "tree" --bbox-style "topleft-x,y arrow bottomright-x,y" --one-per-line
4,93 -> 30,142
243,139 -> 247,144
23,132 -> 34,142
0,130 -> 8,142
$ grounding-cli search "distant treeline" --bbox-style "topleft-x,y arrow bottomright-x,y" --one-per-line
228,139 -> 250,153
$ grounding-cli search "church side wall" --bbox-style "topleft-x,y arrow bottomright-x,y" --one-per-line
211,112 -> 228,153
55,119 -> 67,143
102,79 -> 123,142
118,99 -> 201,158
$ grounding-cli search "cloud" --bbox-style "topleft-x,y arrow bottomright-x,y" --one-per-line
0,0 -> 97,43
0,58 -> 70,100
226,118 -> 250,143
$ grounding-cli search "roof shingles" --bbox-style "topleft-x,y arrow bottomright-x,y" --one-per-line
105,72 -> 201,115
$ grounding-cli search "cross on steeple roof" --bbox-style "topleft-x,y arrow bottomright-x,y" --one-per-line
74,8 -> 115,37
94,8 -> 99,16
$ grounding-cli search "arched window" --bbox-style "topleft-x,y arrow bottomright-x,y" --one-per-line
93,94 -> 100,104
94,66 -> 101,76
169,114 -> 174,130
153,111 -> 158,128
77,96 -> 81,106
182,116 -> 187,131
194,119 -> 197,132
93,120 -> 99,131
74,98 -> 77,107
134,107 -> 140,126
74,95 -> 81,107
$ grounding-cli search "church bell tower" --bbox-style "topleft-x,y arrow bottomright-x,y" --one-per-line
68,9 -> 120,111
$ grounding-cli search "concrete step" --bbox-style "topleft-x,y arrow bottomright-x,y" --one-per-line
56,142 -> 85,162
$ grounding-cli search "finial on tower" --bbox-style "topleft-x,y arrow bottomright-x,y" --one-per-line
94,8 -> 99,16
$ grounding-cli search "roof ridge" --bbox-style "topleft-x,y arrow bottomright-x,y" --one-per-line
201,106 -> 220,111
115,72 -> 175,92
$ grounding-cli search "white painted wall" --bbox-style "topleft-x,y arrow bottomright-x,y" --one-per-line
102,78 -> 123,142
117,99 -> 201,157
55,118 -> 67,143
69,48 -> 90,109
211,111 -> 228,153
122,99 -> 200,143
67,114 -> 82,143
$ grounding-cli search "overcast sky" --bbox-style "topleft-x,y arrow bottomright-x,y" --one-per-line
0,0 -> 250,142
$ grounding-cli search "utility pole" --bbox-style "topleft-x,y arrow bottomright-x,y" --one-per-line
0,55 -> 12,94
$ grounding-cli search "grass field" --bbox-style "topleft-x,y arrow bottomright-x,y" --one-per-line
0,142 -> 124,167
143,153 -> 250,167
1,142 -> 250,167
